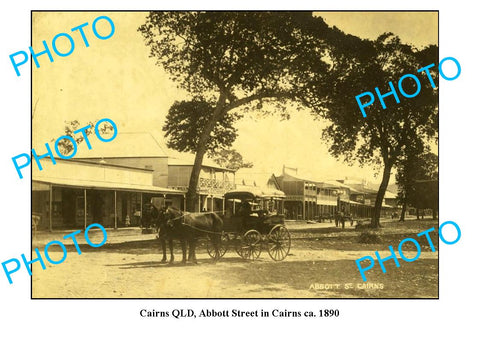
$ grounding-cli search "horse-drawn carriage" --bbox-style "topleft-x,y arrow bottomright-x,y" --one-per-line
206,188 -> 291,261
142,189 -> 291,263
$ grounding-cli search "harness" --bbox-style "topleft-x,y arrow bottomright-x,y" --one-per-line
165,210 -> 224,235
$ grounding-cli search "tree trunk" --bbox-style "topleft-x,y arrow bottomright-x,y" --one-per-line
371,161 -> 393,228
399,201 -> 407,222
185,94 -> 227,212
186,147 -> 208,212
432,207 -> 437,219
416,208 -> 420,220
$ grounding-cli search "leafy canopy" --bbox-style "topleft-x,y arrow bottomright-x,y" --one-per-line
396,146 -> 438,207
309,33 -> 438,168
163,99 -> 240,154
139,12 -> 338,104
139,12 -> 360,158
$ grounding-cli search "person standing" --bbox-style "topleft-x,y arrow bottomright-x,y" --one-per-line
340,207 -> 346,229
239,199 -> 252,233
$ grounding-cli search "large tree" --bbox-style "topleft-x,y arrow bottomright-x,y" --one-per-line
162,99 -> 240,154
412,178 -> 439,219
396,149 -> 438,220
162,99 -> 252,170
139,12 -> 335,211
395,140 -> 423,221
304,33 -> 438,227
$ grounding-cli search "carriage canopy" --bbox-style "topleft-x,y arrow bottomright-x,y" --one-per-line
224,188 -> 286,201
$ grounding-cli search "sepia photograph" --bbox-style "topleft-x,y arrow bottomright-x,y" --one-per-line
30,11 -> 439,298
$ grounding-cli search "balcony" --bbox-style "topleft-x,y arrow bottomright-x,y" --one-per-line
198,177 -> 235,194
316,194 -> 337,202
285,195 -> 304,201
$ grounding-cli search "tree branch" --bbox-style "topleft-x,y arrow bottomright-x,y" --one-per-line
225,90 -> 297,111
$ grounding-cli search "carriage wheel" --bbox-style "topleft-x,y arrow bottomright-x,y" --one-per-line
207,233 -> 229,259
236,230 -> 262,260
267,225 -> 291,261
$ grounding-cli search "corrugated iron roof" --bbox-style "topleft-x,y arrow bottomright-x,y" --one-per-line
33,178 -> 184,194
168,155 -> 232,171
75,132 -> 170,159
235,169 -> 275,186
278,171 -> 361,192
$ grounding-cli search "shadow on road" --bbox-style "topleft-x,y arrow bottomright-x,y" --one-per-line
107,255 -> 249,269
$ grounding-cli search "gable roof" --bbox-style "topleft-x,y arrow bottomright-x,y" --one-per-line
74,131 -> 235,171
167,154 -> 233,171
235,169 -> 269,186
343,182 -> 396,198
277,171 -> 358,192
75,132 -> 169,159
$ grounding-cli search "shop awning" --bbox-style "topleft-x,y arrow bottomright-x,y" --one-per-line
316,199 -> 337,206
32,179 -> 184,195
32,181 -> 50,191
340,198 -> 364,205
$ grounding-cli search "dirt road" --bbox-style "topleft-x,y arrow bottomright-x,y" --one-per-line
31,220 -> 439,298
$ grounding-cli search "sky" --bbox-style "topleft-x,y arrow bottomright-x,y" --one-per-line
32,11 -> 438,185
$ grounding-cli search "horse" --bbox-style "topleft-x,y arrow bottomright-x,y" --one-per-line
162,207 -> 223,264
156,207 -> 189,264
